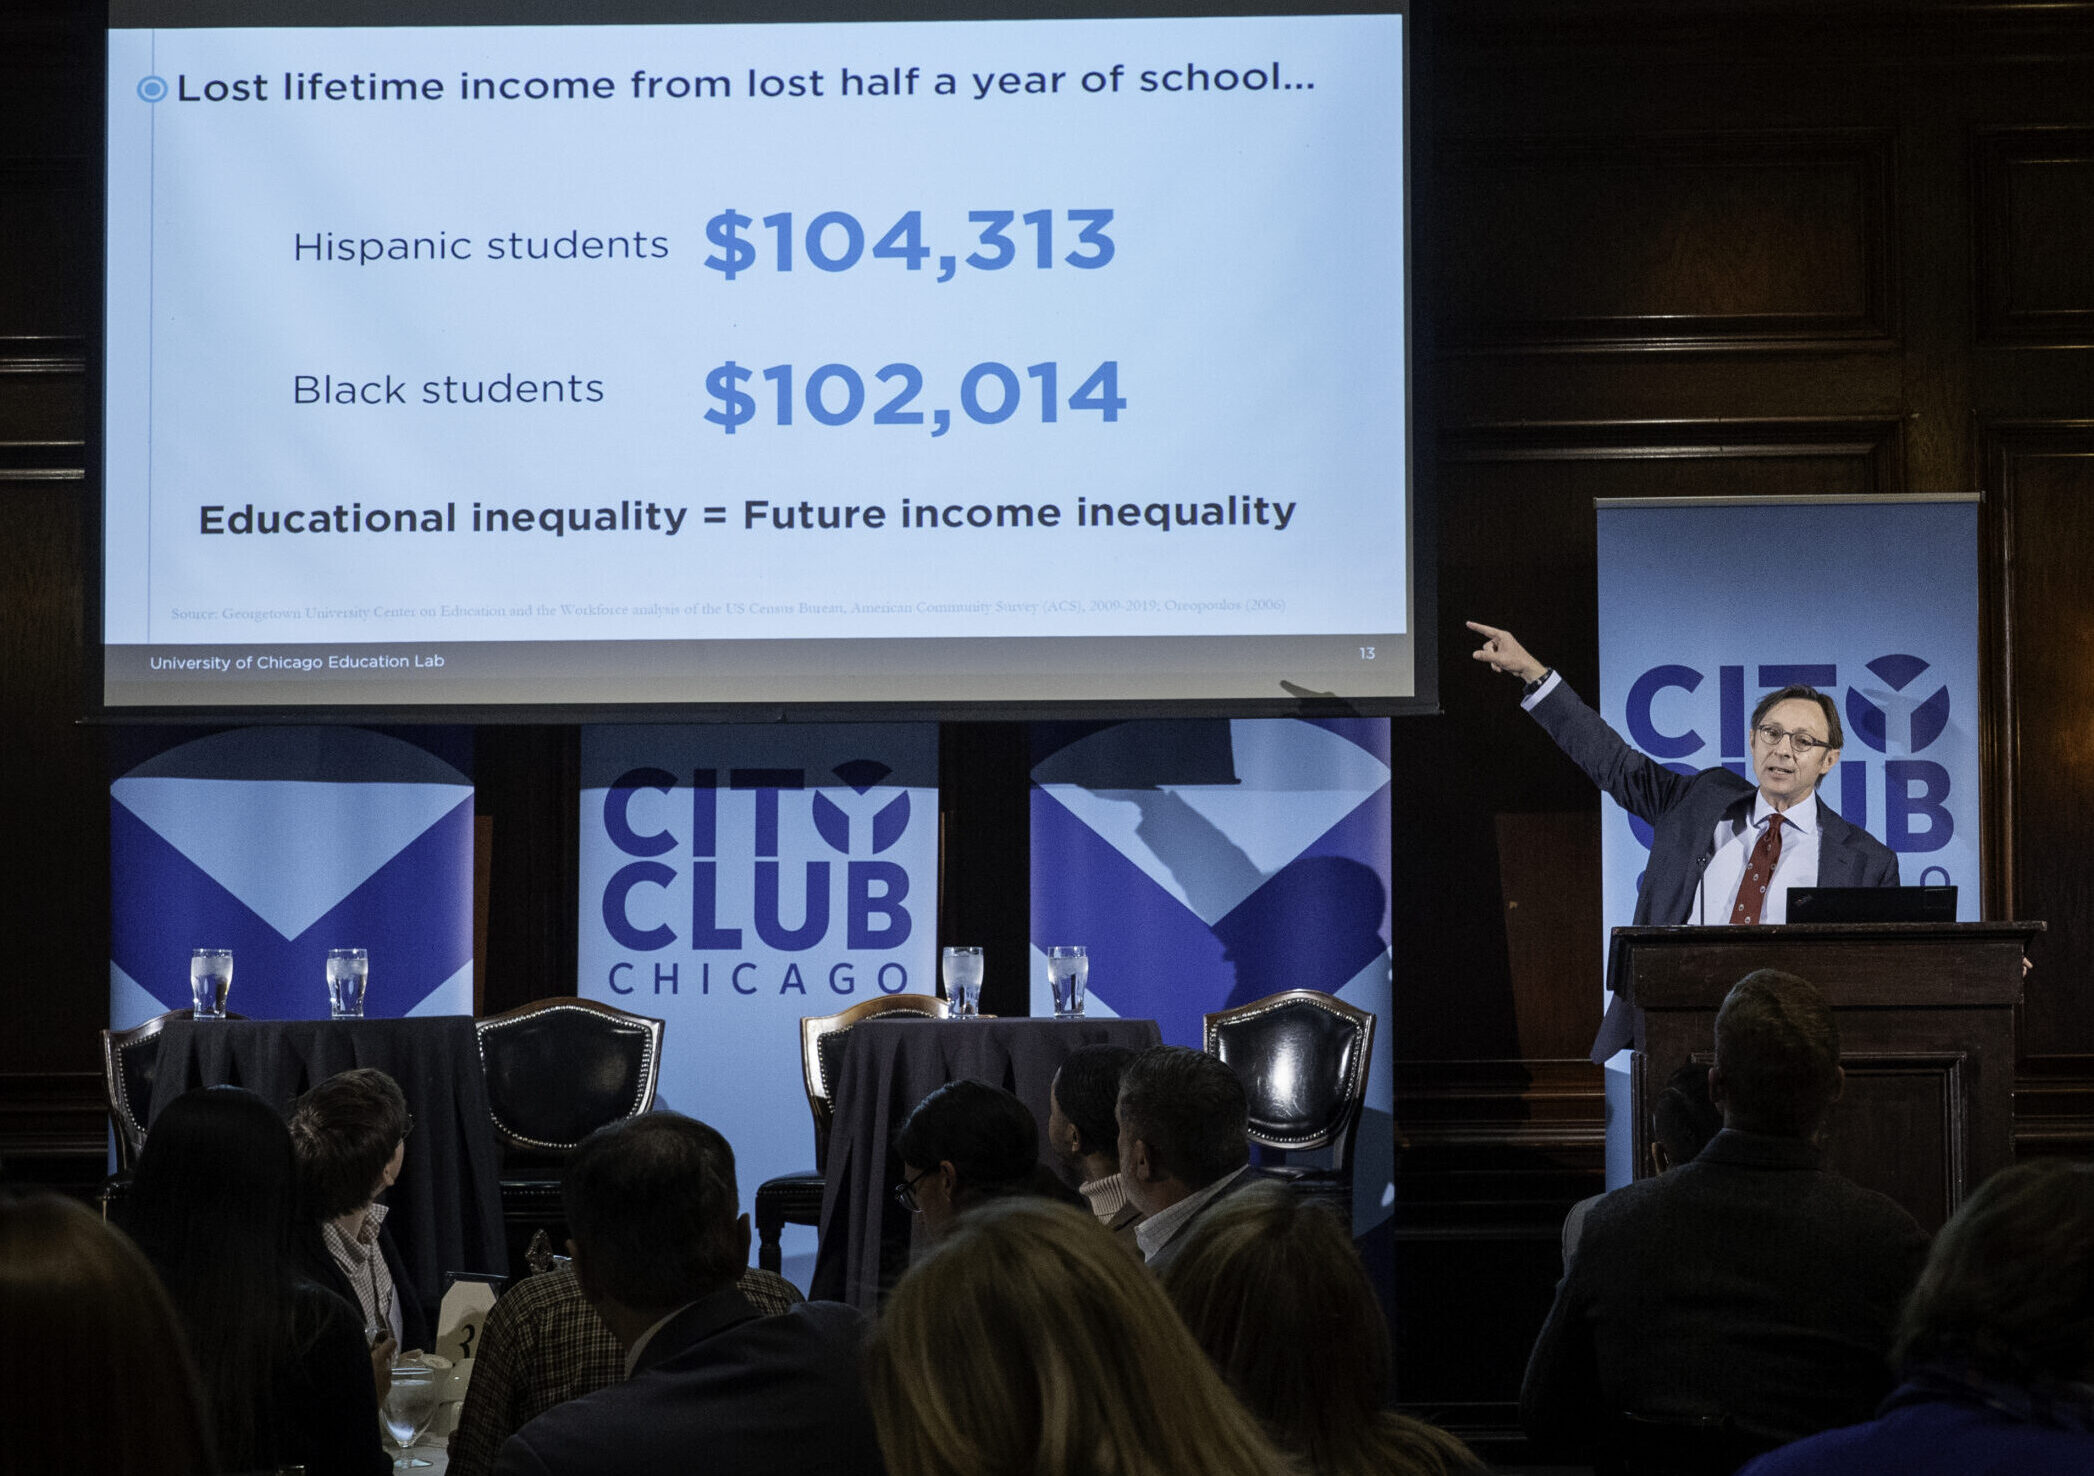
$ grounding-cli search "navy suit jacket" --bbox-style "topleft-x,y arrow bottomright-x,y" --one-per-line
1736,1386 -> 2094,1476
1529,681 -> 1899,1061
493,1288 -> 883,1476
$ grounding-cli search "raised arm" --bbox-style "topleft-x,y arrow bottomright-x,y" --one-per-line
1467,619 -> 1699,825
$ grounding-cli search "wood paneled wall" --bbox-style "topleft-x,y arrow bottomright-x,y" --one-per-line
1388,0 -> 2094,1439
5,0 -> 2094,1443
0,2 -> 103,1185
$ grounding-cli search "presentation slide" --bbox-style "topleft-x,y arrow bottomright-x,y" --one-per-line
102,5 -> 1414,711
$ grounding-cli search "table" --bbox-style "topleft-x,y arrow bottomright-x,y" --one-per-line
809,1015 -> 1161,1308
144,1017 -> 510,1332
401,1438 -> 449,1472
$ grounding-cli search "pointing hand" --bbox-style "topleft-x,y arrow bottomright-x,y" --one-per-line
1466,621 -> 1546,685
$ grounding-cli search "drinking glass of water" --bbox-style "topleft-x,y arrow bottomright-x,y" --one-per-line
326,948 -> 369,1019
942,946 -> 983,1018
189,949 -> 233,1018
1046,946 -> 1089,1018
382,1359 -> 441,1468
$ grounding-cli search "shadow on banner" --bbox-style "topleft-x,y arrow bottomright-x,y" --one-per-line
1029,716 -> 1394,1237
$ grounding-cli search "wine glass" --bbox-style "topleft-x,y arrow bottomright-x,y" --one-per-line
381,1359 -> 441,1468
1046,946 -> 1089,1018
941,946 -> 983,1017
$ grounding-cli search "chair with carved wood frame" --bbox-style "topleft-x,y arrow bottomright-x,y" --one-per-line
100,1009 -> 251,1171
98,1008 -> 251,1219
753,992 -> 949,1273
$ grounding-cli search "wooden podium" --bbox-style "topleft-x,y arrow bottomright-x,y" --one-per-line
1610,922 -> 2038,1232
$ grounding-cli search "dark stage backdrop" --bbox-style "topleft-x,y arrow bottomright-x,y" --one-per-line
8,0 -> 2094,1452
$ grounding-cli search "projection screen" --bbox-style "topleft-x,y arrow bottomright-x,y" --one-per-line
99,2 -> 1421,716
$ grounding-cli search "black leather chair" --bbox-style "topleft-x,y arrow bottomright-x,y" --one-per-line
753,993 -> 947,1273
100,1008 -> 247,1173
1203,989 -> 1375,1218
474,997 -> 664,1267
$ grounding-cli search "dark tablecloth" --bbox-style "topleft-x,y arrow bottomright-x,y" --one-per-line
809,1015 -> 1161,1308
144,1016 -> 510,1323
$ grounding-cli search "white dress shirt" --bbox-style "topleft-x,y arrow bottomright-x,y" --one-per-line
323,1200 -> 403,1346
1693,790 -> 1822,925
1134,1165 -> 1250,1263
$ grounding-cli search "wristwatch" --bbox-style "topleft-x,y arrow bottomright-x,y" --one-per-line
1522,668 -> 1552,699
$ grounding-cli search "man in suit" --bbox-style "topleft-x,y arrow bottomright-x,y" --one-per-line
493,1113 -> 882,1476
448,1258 -> 803,1476
1047,1045 -> 1145,1250
1469,622 -> 1899,1061
1116,1045 -> 1258,1270
1520,970 -> 1928,1462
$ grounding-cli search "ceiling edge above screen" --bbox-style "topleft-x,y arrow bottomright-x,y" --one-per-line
94,3 -> 1425,719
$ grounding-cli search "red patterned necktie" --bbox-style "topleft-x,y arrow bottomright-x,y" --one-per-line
1730,813 -> 1786,925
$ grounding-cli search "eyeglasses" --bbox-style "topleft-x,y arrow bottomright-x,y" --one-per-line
893,1166 -> 934,1213
402,1112 -> 415,1139
1752,723 -> 1832,754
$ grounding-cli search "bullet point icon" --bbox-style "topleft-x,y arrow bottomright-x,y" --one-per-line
138,75 -> 167,103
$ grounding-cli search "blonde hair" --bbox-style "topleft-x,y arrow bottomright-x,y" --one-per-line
866,1198 -> 1295,1476
1164,1182 -> 1483,1476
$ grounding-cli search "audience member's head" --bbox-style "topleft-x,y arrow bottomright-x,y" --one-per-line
1048,1044 -> 1137,1179
288,1066 -> 411,1221
1651,1061 -> 1722,1173
130,1084 -> 299,1251
1711,969 -> 1843,1139
866,1198 -> 1292,1476
894,1078 -> 1040,1236
125,1085 -> 309,1469
1117,1045 -> 1250,1214
0,1192 -> 214,1475
1164,1181 -> 1483,1476
1894,1158 -> 2094,1388
563,1112 -> 746,1336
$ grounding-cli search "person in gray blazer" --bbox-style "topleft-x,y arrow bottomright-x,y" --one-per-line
1470,622 -> 1899,1062
1116,1045 -> 1261,1270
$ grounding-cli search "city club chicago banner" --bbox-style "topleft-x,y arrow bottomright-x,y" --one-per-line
1596,494 -> 1982,978
1029,717 -> 1395,1235
109,726 -> 475,1027
579,725 -> 939,1281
